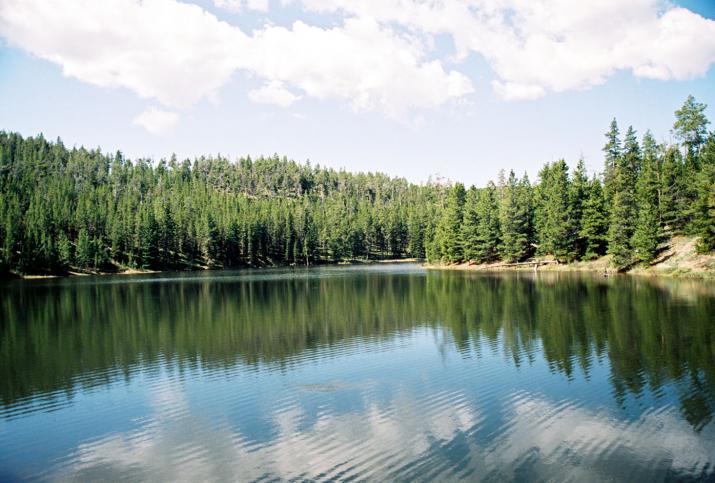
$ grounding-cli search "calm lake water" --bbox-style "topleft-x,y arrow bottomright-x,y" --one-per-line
1,264 -> 715,482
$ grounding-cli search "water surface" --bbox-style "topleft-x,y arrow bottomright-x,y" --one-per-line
1,264 -> 715,481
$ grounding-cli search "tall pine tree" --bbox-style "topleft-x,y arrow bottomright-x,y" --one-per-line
631,131 -> 661,264
607,126 -> 640,269
535,160 -> 577,261
580,177 -> 608,260
499,171 -> 532,262
434,183 -> 465,263
473,182 -> 501,263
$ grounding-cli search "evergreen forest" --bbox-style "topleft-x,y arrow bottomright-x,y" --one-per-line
1,95 -> 714,275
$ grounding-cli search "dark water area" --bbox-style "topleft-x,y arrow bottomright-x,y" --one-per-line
1,264 -> 715,481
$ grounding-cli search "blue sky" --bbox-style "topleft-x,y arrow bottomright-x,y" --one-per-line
1,0 -> 714,186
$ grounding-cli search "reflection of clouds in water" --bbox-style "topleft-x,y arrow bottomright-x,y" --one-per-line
486,394 -> 715,481
52,384 -> 714,482
54,383 -> 481,481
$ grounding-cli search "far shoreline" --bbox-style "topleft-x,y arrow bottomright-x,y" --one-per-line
2,257 -> 425,281
4,238 -> 714,281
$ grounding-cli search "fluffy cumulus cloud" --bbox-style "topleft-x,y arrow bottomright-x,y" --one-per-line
292,0 -> 715,99
133,107 -> 180,135
242,17 -> 473,116
0,0 -> 472,129
248,80 -> 300,107
0,0 -> 246,108
0,0 -> 714,132
213,0 -> 269,13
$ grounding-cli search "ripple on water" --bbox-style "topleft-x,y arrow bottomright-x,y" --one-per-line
1,266 -> 715,481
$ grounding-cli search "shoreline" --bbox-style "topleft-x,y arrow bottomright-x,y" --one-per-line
424,237 -> 715,280
5,237 -> 714,281
423,262 -> 715,280
3,258 -> 424,281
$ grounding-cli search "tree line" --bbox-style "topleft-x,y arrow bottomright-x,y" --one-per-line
430,95 -> 715,268
0,95 -> 713,275
0,136 -> 442,274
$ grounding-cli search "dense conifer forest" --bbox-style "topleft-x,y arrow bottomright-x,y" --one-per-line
1,96 -> 713,276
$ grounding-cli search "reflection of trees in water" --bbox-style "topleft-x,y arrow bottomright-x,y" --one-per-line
1,271 -> 714,428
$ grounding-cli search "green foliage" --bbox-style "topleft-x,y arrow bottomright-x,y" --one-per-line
674,95 -> 710,161
460,186 -> 480,262
57,232 -> 73,271
434,183 -> 466,263
499,171 -> 533,262
75,228 -> 92,269
0,131 -> 442,274
660,146 -> 688,233
602,118 -> 621,206
535,160 -> 577,261
569,158 -> 589,258
472,182 -> 501,263
579,178 -> 608,260
631,131 -> 661,264
607,126 -> 640,269
695,161 -> 715,253
0,95 -> 710,274
696,134 -> 715,252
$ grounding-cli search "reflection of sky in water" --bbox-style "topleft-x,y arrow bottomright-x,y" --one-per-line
3,329 -> 710,482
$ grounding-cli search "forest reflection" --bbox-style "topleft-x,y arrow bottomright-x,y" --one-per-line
2,267 -> 714,429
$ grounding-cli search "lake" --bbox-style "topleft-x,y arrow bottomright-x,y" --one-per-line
1,264 -> 715,482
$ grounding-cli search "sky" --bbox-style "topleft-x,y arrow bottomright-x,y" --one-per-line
1,0 -> 714,186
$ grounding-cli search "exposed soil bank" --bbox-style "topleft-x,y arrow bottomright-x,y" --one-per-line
425,236 -> 715,280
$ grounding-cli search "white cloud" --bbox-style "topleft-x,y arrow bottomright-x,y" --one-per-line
213,0 -> 243,13
0,0 -> 471,117
1,0 -> 713,118
291,0 -> 715,100
0,0 -> 246,108
243,17 -> 473,116
248,80 -> 300,107
133,107 -> 180,134
247,0 -> 269,11
491,81 -> 545,101
213,0 -> 269,13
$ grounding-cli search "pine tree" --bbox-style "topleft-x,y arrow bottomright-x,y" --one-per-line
631,131 -> 661,264
535,160 -> 577,261
695,170 -> 715,253
461,186 -> 480,262
607,126 -> 640,269
57,231 -> 73,270
93,235 -> 109,270
660,146 -> 686,233
673,96 -> 709,232
695,134 -> 715,252
603,118 -> 621,206
499,171 -> 532,262
406,206 -> 426,258
434,183 -> 465,263
75,228 -> 92,269
473,181 -> 501,263
674,95 -> 710,164
570,158 -> 589,258
138,207 -> 159,269
580,177 -> 608,260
